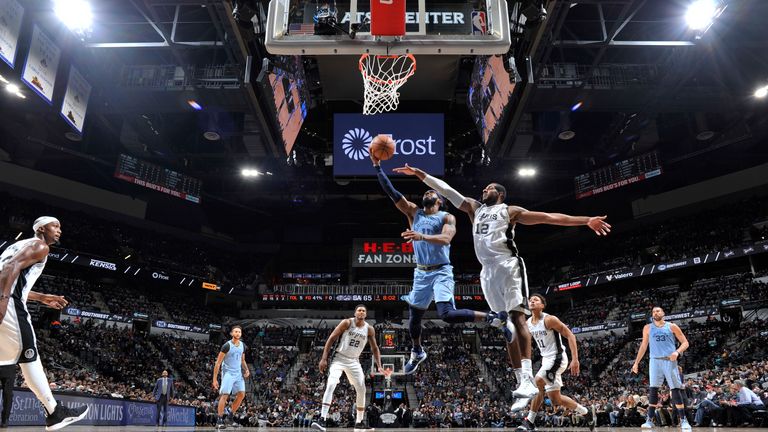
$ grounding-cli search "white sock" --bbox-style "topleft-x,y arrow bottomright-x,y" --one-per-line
20,359 -> 57,414
527,411 -> 537,423
514,368 -> 523,385
321,404 -> 330,419
521,359 -> 533,379
356,409 -> 364,423
575,404 -> 588,415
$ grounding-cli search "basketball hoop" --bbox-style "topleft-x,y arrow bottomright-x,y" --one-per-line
359,53 -> 416,115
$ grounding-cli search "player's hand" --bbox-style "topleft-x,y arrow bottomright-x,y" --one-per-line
370,152 -> 381,165
401,229 -> 423,241
569,359 -> 580,376
244,369 -> 251,378
587,216 -> 611,236
40,294 -> 68,309
319,358 -> 328,373
669,351 -> 680,362
631,363 -> 639,374
392,164 -> 418,176
212,379 -> 219,391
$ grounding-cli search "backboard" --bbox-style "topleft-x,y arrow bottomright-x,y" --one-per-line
265,0 -> 510,55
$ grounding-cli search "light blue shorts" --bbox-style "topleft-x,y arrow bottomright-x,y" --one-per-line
401,265 -> 455,310
220,372 -> 245,395
649,358 -> 683,389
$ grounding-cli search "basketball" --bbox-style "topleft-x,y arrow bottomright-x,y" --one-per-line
370,135 -> 396,161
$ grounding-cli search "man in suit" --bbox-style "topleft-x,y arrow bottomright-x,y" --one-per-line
153,370 -> 175,426
0,364 -> 15,428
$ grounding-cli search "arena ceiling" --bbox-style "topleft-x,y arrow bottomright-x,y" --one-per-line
1,0 -> 767,216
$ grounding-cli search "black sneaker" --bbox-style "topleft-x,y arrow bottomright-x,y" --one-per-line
517,418 -> 536,432
215,416 -> 228,430
45,404 -> 89,431
354,419 -> 374,432
311,418 -> 327,432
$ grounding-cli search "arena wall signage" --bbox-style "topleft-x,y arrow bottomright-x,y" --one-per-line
2,239 -> 216,292
351,238 -> 417,267
152,320 -> 209,334
333,114 -> 444,177
8,389 -> 195,426
551,240 -> 768,291
64,307 -> 133,324
570,320 -> 625,335
260,293 -> 484,303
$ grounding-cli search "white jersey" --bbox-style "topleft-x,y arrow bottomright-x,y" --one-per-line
472,203 -> 519,264
334,318 -> 369,359
0,238 -> 48,304
527,312 -> 566,359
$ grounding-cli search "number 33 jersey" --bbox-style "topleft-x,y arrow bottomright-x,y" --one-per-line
335,319 -> 370,359
473,203 -> 519,264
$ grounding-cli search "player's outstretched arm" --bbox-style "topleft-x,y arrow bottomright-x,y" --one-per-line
371,154 -> 418,219
367,326 -> 383,373
392,164 -> 481,216
632,324 -> 650,374
509,207 -> 611,236
320,319 -> 352,373
669,323 -> 689,361
546,315 -> 580,375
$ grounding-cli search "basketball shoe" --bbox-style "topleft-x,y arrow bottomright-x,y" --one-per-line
404,348 -> 427,374
45,404 -> 89,431
311,418 -> 327,432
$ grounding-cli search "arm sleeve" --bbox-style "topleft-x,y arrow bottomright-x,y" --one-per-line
220,342 -> 230,353
422,174 -> 466,208
375,165 -> 404,203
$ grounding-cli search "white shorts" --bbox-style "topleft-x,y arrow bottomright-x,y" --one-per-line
327,355 -> 365,390
480,256 -> 530,315
535,353 -> 568,393
0,297 -> 39,366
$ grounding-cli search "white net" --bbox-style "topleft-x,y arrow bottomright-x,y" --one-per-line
359,54 -> 416,115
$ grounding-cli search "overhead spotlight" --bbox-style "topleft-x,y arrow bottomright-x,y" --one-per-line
187,100 -> 203,110
54,0 -> 93,35
518,167 -> 537,177
15,92 -> 25,99
242,168 -> 272,177
203,131 -> 221,141
0,74 -> 8,84
754,84 -> 768,98
558,130 -> 576,140
685,0 -> 725,37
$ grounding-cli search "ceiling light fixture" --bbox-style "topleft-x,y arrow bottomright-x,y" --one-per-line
518,167 -> 537,177
54,0 -> 93,34
754,84 -> 768,99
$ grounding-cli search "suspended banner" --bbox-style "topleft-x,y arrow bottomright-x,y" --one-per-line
60,66 -> 92,133
0,0 -> 24,67
21,25 -> 61,104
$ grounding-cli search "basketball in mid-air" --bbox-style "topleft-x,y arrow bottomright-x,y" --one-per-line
370,135 -> 396,161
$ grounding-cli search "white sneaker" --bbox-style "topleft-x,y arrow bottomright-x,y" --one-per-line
510,397 -> 530,413
680,418 -> 692,431
513,378 -> 539,398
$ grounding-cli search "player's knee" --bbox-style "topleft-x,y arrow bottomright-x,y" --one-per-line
649,387 -> 660,405
549,393 -> 562,405
534,376 -> 547,389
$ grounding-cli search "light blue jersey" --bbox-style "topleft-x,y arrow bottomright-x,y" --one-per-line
412,210 -> 450,266
221,340 -> 245,375
648,321 -> 683,389
649,322 -> 676,358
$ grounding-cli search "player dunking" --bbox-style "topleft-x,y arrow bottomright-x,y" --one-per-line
517,294 -> 595,432
312,305 -> 383,432
213,325 -> 250,429
372,153 -> 505,374
632,306 -> 692,430
0,217 -> 88,431
393,164 -> 611,399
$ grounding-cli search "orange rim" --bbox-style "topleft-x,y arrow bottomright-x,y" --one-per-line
359,53 -> 417,86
